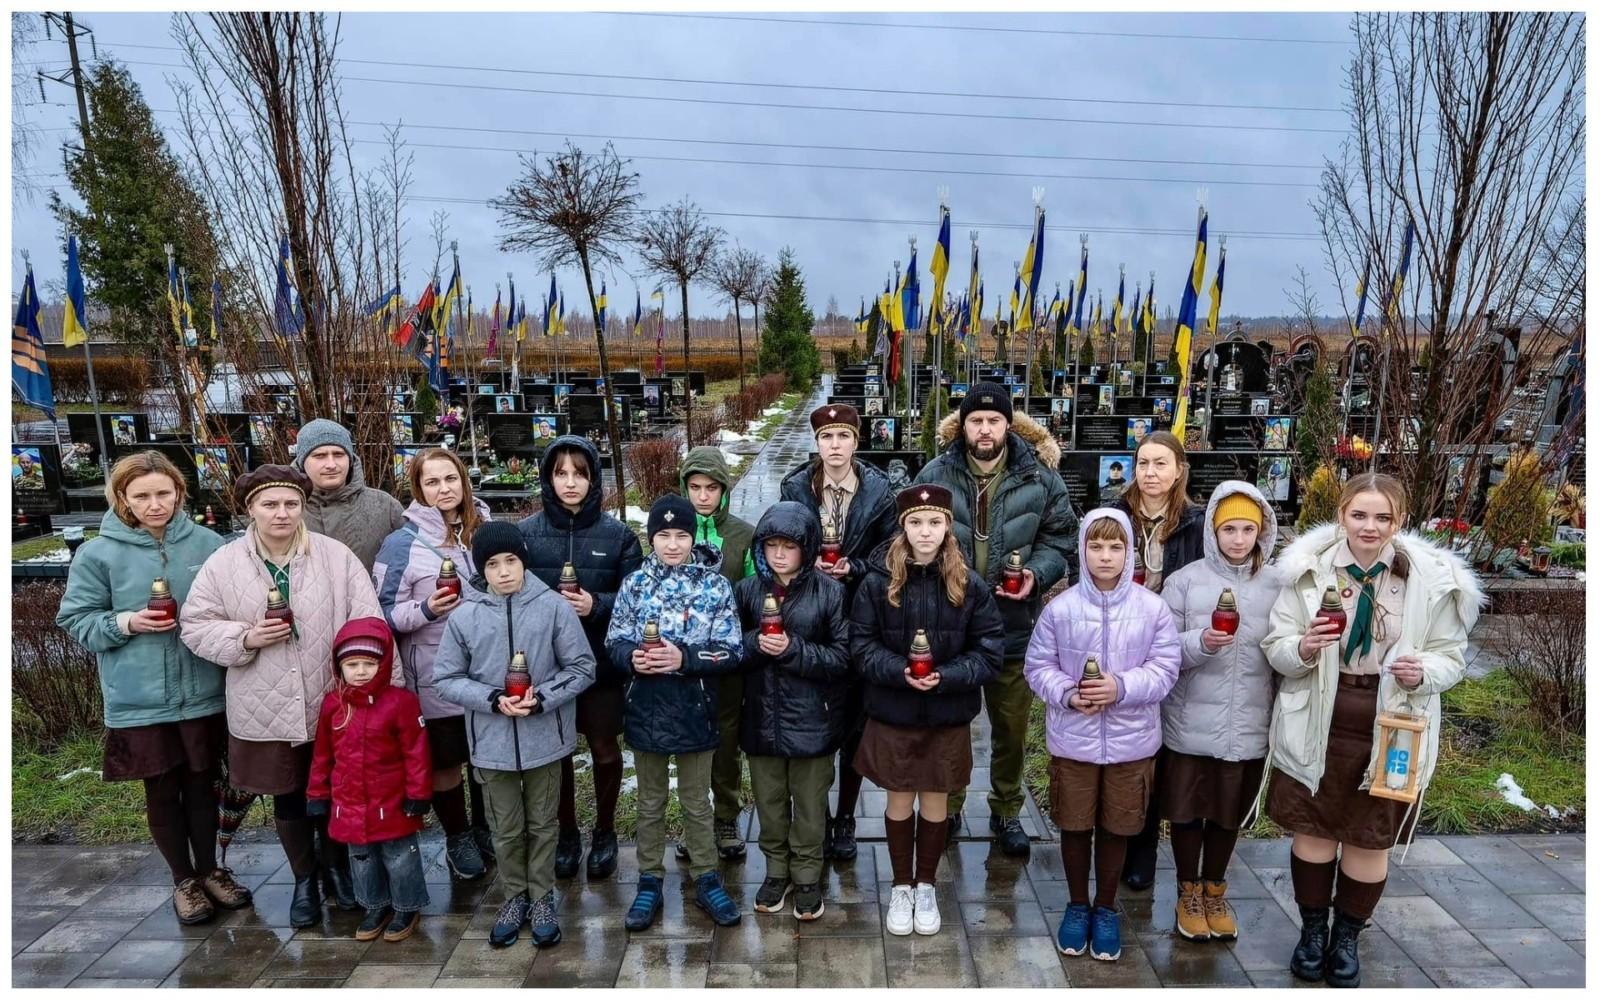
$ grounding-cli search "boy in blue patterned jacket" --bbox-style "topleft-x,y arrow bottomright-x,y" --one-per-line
604,495 -> 744,930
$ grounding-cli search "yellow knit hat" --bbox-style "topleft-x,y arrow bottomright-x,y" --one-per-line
1214,493 -> 1263,531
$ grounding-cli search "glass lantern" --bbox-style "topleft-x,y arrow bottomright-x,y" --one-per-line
1369,710 -> 1428,804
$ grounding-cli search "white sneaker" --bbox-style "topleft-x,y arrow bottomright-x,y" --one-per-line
886,884 -> 915,936
913,882 -> 941,935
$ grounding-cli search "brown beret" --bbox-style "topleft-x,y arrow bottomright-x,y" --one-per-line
810,403 -> 860,437
896,483 -> 953,523
235,463 -> 312,508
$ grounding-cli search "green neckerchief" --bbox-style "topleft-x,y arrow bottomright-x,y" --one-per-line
965,447 -> 1007,578
264,558 -> 300,640
1341,561 -> 1386,665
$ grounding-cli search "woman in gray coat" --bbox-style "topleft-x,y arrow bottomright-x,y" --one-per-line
1158,481 -> 1278,944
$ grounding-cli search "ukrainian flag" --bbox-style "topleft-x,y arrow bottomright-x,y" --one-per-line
633,289 -> 644,337
1207,249 -> 1226,336
1171,210 -> 1209,437
63,236 -> 88,349
1072,244 -> 1088,336
210,277 -> 223,344
1112,271 -> 1125,337
1385,219 -> 1415,325
364,285 -> 402,320
929,209 -> 951,336
1351,256 -> 1370,338
543,274 -> 558,339
1017,208 -> 1045,332
13,264 -> 56,419
597,281 -> 608,335
167,255 -> 185,343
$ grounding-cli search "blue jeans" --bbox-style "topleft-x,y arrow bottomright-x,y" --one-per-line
349,833 -> 430,914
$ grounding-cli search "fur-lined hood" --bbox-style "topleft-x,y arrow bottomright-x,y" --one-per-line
1274,522 -> 1486,627
936,410 -> 1061,469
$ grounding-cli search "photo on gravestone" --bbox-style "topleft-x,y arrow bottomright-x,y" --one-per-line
389,414 -> 415,444
109,414 -> 137,446
671,378 -> 686,400
643,384 -> 661,409
553,385 -> 573,409
1051,396 -> 1072,416
867,417 -> 897,451
865,397 -> 884,416
13,444 -> 62,513
195,447 -> 231,492
495,394 -> 518,414
1099,454 -> 1132,495
1250,397 -> 1271,416
249,414 -> 276,447
11,446 -> 45,491
950,382 -> 968,400
1258,455 -> 1292,502
477,383 -> 496,396
1263,416 -> 1294,452
530,414 -> 561,444
1126,417 -> 1152,449
393,447 -> 421,487
1097,385 -> 1114,414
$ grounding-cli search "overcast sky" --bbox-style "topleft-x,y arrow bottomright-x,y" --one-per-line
14,10 -> 1361,322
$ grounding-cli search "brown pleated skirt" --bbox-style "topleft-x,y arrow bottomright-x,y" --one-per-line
853,719 -> 973,793
1159,749 -> 1268,829
1266,674 -> 1418,850
575,682 -> 625,740
101,713 -> 228,782
227,735 -> 314,797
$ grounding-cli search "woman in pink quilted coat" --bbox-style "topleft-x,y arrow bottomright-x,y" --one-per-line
180,464 -> 384,929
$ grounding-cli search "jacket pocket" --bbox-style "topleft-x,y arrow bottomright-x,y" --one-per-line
1273,686 -> 1315,768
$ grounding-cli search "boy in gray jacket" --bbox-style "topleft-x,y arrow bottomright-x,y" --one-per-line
434,522 -> 595,950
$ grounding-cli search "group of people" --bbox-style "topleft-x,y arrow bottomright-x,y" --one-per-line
58,381 -> 1480,986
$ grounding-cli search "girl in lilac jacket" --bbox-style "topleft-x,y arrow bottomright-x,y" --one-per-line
1024,507 -> 1180,963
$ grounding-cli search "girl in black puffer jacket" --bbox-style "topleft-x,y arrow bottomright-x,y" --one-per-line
516,435 -> 644,880
850,485 -> 1004,937
734,502 -> 851,921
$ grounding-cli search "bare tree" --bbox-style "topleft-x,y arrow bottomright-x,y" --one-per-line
492,142 -> 640,505
1315,12 -> 1584,520
427,210 -> 449,282
12,12 -> 46,211
636,197 -> 725,436
380,122 -> 413,308
1283,264 -> 1321,340
711,243 -> 763,391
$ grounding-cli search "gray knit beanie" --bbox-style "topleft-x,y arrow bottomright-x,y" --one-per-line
292,418 -> 355,471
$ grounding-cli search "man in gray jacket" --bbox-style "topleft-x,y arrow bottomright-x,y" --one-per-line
293,418 -> 406,572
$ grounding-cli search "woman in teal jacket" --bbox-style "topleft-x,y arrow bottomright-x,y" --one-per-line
56,452 -> 252,925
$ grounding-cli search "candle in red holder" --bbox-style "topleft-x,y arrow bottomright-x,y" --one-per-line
760,594 -> 784,636
1082,655 -> 1103,681
908,629 -> 934,679
820,522 -> 842,566
1211,588 -> 1239,635
1132,547 -> 1147,587
1317,586 -> 1347,634
641,618 -> 663,651
503,651 -> 531,700
1002,550 -> 1025,594
204,505 -> 218,527
558,562 -> 580,595
147,578 -> 178,623
264,587 -> 294,629
436,558 -> 462,599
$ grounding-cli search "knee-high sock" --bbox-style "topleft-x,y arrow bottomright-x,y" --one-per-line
558,755 -> 579,833
1290,854 -> 1337,909
835,730 -> 865,819
885,815 -> 915,887
1334,868 -> 1386,921
913,814 -> 947,885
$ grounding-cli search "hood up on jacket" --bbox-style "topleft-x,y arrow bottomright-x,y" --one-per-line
1074,507 -> 1137,602
539,434 -> 605,529
1201,480 -> 1281,583
750,501 -> 821,588
330,616 -> 397,701
935,410 -> 1062,470
679,446 -> 735,516
1274,522 -> 1486,625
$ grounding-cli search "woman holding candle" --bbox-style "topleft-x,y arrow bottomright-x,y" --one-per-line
57,451 -> 250,926
851,484 -> 1005,937
1156,481 -> 1279,943
373,448 -> 493,882
1263,473 -> 1482,987
180,464 -> 385,929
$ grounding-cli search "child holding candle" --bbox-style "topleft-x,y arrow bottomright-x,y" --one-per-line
1023,508 -> 1180,962
734,502 -> 852,921
604,495 -> 745,931
432,522 -> 596,950
1156,481 -> 1279,943
850,484 -> 1004,937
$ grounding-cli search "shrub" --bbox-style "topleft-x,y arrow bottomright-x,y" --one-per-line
1479,449 -> 1553,562
13,582 -> 104,750
1487,588 -> 1584,735
1296,463 -> 1341,532
626,436 -> 683,506
46,357 -> 152,406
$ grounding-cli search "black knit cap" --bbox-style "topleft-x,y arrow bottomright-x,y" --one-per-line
648,494 -> 697,543
471,520 -> 529,570
958,381 -> 1014,423
896,483 -> 954,523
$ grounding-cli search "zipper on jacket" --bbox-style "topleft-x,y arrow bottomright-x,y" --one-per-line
1099,587 -> 1110,764
505,600 -> 523,771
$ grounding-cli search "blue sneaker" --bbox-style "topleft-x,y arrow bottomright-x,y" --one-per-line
1089,905 -> 1122,961
529,890 -> 562,948
625,874 -> 664,931
1056,903 -> 1092,956
693,871 -> 741,927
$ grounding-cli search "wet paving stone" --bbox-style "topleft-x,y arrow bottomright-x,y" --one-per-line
1369,894 -> 1503,968
162,926 -> 294,987
440,936 -> 537,980
67,977 -> 165,988
259,937 -> 372,979
796,935 -> 887,988
959,899 -> 1049,936
78,938 -> 199,980
709,915 -> 800,965
1510,891 -> 1586,940
1424,965 -> 1530,987
969,933 -> 1070,987
253,976 -> 348,986
883,931 -> 979,988
12,951 -> 100,988
1217,898 -> 1306,972
343,962 -> 442,987
1473,926 -> 1586,988
76,882 -> 182,917
706,962 -> 799,987
21,916 -> 130,955
616,938 -> 712,988
1141,931 -> 1256,987
1061,938 -> 1167,988
11,905 -> 79,955
1406,865 -> 1541,929
524,926 -> 625,987
1432,835 -> 1578,894
119,897 -> 229,941
794,900 -> 883,937
373,913 -> 470,965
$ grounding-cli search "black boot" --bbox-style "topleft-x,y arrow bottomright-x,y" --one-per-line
289,875 -> 323,929
314,822 -> 358,911
1290,906 -> 1331,982
554,828 -> 583,879
1121,828 -> 1158,891
587,829 -> 619,879
1324,910 -> 1365,988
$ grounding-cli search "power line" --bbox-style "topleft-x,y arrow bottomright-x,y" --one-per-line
95,38 -> 1343,114
622,12 -> 1351,46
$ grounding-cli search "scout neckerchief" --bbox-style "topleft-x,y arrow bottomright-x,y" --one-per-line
1341,561 -> 1387,665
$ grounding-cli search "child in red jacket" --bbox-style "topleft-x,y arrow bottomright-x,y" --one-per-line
308,617 -> 433,942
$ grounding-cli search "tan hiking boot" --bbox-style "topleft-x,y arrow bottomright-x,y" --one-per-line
173,877 -> 216,925
201,867 -> 254,910
1203,880 -> 1238,940
1175,880 -> 1211,941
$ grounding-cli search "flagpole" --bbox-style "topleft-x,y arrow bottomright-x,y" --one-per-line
508,272 -> 519,386
1203,235 -> 1224,449
1147,269 -> 1156,372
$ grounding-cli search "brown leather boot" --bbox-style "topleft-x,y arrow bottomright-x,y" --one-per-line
1174,880 -> 1211,941
173,877 -> 215,925
1203,880 -> 1238,940
200,867 -> 254,910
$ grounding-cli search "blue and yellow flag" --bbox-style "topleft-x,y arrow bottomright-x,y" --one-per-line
965,243 -> 981,339
1092,292 -> 1103,338
543,274 -> 558,339
1129,283 -> 1142,342
929,208 -> 951,336
273,236 -> 302,339
1048,284 -> 1063,334
901,247 -> 920,334
63,236 -> 89,349
1063,280 -> 1076,338
972,280 -> 984,346
1207,249 -> 1226,335
1171,209 -> 1209,437
597,281 -> 608,335
434,262 -> 462,335
633,288 -> 644,337
1384,218 -> 1415,325
1009,270 -> 1020,329
12,264 -> 55,419
364,284 -> 402,320
180,269 -> 198,347
1072,243 -> 1088,336
210,276 -> 223,344
1016,208 -> 1045,332
557,290 -> 566,336
166,254 -> 184,343
1112,270 -> 1125,337
1351,255 -> 1371,338
855,297 -> 869,335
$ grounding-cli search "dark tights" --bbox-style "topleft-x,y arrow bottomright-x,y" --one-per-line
1169,819 -> 1239,883
834,727 -> 865,820
557,736 -> 624,834
433,783 -> 470,835
143,766 -> 220,885
1061,829 -> 1127,910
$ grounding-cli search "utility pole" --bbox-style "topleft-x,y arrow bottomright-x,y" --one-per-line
41,12 -> 110,475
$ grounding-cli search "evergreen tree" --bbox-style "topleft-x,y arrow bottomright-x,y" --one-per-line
1166,334 -> 1181,374
413,373 -> 439,433
1296,362 -> 1339,487
1077,327 -> 1096,367
1031,343 -> 1051,396
756,247 -> 820,389
51,61 -> 221,348
919,385 -> 951,457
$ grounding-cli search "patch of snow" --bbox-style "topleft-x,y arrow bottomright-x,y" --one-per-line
624,505 -> 649,525
720,449 -> 745,467
1496,772 -> 1559,817
762,406 -> 785,417
57,766 -> 97,782
716,428 -> 752,443
21,548 -> 72,564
